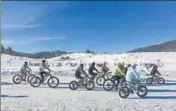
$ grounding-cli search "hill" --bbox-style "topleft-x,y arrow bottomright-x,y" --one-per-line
129,40 -> 176,52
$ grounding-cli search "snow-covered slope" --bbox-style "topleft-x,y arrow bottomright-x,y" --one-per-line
1,54 -> 41,67
1,52 -> 176,111
2,52 -> 176,71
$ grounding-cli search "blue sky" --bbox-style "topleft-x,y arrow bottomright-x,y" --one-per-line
2,1 -> 176,53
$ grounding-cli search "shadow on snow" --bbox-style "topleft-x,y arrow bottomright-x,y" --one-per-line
148,89 -> 176,93
141,82 -> 176,86
1,82 -> 28,86
1,94 -> 28,98
129,96 -> 176,99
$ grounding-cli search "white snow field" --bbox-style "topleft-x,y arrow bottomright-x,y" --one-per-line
1,53 -> 176,111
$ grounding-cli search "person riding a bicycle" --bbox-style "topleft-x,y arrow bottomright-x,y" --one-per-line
75,64 -> 87,81
20,61 -> 32,81
39,60 -> 52,83
101,62 -> 109,74
88,62 -> 100,80
112,63 -> 125,83
126,63 -> 141,92
150,64 -> 161,79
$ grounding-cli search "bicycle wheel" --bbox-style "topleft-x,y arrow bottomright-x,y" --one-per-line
47,76 -> 60,88
119,86 -> 130,98
96,76 -> 105,86
30,76 -> 42,87
85,81 -> 95,90
146,78 -> 153,84
106,72 -> 112,79
136,85 -> 148,98
27,74 -> 36,83
69,81 -> 78,90
103,79 -> 114,91
13,75 -> 22,84
158,77 -> 165,84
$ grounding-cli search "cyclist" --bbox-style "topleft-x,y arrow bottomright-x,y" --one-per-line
20,61 -> 32,81
112,63 -> 125,87
75,64 -> 87,80
101,62 -> 109,74
126,63 -> 140,92
39,60 -> 52,83
150,64 -> 162,79
88,62 -> 99,79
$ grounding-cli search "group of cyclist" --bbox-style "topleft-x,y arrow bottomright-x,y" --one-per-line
75,61 -> 162,85
20,59 -> 162,85
20,60 -> 52,83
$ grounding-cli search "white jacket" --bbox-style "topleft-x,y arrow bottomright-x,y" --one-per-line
20,65 -> 31,74
126,66 -> 140,81
39,64 -> 51,72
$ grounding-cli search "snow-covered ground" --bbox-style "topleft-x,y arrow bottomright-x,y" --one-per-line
1,53 -> 176,111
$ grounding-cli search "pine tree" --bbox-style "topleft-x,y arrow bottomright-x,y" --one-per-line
85,49 -> 91,53
6,47 -> 13,54
1,45 -> 5,54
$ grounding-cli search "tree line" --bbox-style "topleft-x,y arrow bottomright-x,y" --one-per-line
1,45 -> 102,59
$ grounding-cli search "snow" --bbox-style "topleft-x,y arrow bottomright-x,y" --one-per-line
1,52 -> 176,111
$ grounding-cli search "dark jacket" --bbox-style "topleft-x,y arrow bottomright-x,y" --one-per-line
75,67 -> 86,77
88,64 -> 98,74
150,67 -> 161,76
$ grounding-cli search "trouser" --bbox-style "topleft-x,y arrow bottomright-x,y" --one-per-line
21,72 -> 27,80
40,71 -> 49,82
89,72 -> 97,79
127,79 -> 141,90
75,74 -> 84,80
112,75 -> 121,81
112,75 -> 125,81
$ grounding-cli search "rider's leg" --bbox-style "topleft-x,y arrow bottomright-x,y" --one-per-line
151,74 -> 155,79
21,72 -> 27,81
79,76 -> 85,87
90,72 -> 96,80
126,80 -> 135,93
116,76 -> 121,89
131,79 -> 140,90
40,72 -> 45,83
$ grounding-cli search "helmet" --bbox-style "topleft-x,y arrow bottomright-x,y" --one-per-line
133,63 -> 137,67
127,64 -> 131,67
153,64 -> 158,68
42,60 -> 46,63
132,63 -> 137,69
92,62 -> 95,66
80,64 -> 84,68
118,63 -> 121,66
118,63 -> 124,70
24,61 -> 28,65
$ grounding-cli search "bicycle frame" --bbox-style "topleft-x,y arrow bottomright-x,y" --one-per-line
41,73 -> 52,83
20,72 -> 30,79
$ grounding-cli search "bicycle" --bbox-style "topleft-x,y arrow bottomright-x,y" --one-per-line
69,75 -> 95,90
146,75 -> 165,84
12,71 -> 36,84
96,72 -> 112,86
119,80 -> 148,98
103,75 -> 126,91
29,71 -> 59,88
